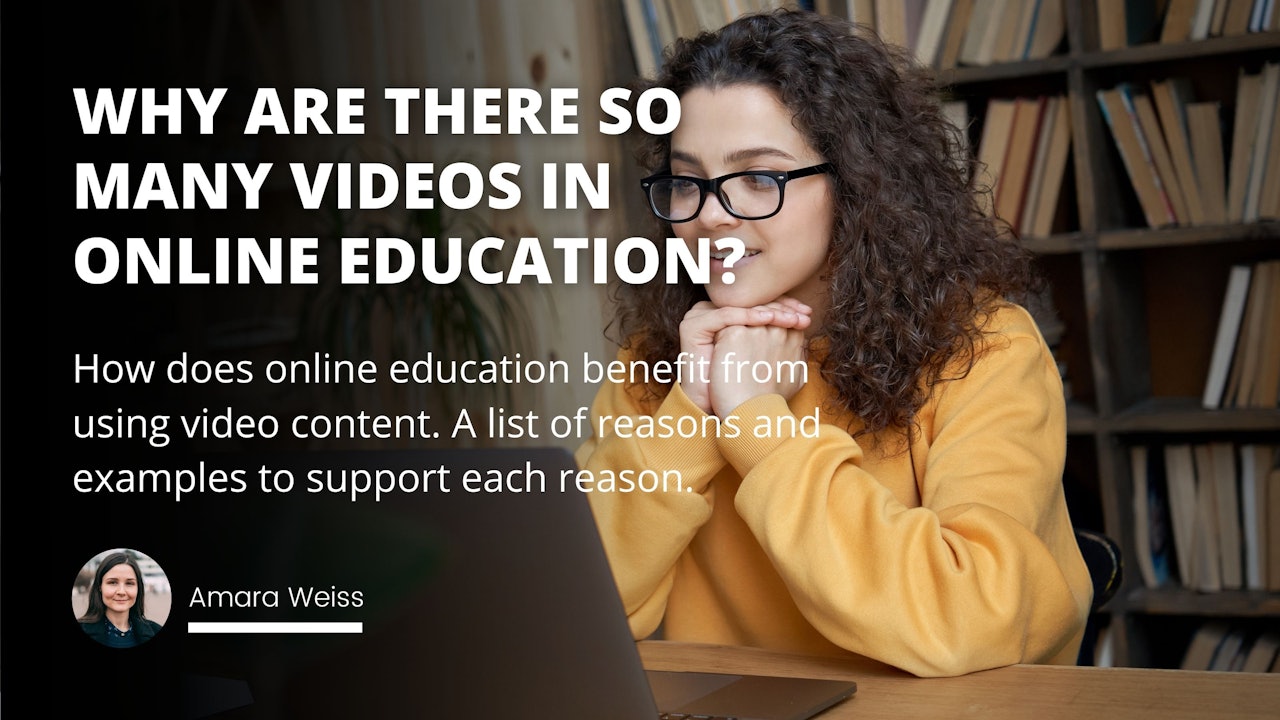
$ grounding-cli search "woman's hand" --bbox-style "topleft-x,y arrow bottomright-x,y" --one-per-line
709,321 -> 808,417
678,299 -> 811,414
679,302 -> 773,413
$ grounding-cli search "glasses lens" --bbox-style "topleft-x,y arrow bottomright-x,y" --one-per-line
649,178 -> 703,222
720,173 -> 781,219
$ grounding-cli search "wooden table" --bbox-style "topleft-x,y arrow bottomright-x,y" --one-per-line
639,641 -> 1280,720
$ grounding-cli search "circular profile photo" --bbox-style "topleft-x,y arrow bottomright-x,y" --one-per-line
72,548 -> 171,647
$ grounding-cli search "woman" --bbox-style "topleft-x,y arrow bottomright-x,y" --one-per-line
79,552 -> 163,647
576,9 -> 1092,677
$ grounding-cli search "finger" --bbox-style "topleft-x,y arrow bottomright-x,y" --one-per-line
764,296 -> 813,315
747,304 -> 810,329
752,296 -> 811,317
683,305 -> 782,335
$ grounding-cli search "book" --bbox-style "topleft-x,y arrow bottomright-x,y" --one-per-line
1151,77 -> 1206,226
665,0 -> 700,39
1133,92 -> 1191,224
1181,621 -> 1231,670
1025,0 -> 1065,59
995,95 -> 1047,229
1132,444 -> 1158,587
1202,264 -> 1253,409
1132,444 -> 1176,587
691,0 -> 727,34
1243,62 -> 1279,222
1026,95 -> 1073,238
1209,441 -> 1243,590
1211,0 -> 1234,35
1259,84 -> 1280,219
875,0 -> 909,46
847,0 -> 878,26
915,0 -> 954,67
1161,0 -> 1200,42
1191,443 -> 1223,592
961,0 -> 1008,65
904,0 -> 929,51
1224,257 -> 1273,408
1242,632 -> 1280,673
1189,0 -> 1218,40
1097,85 -> 1177,228
1164,443 -> 1199,586
652,0 -> 678,51
1098,0 -> 1129,50
1226,69 -> 1263,223
1186,102 -> 1228,224
1248,260 -> 1280,408
1223,0 -> 1257,35
1020,95 -> 1058,236
992,0 -> 1034,62
1270,448 -> 1280,591
623,0 -> 660,78
1252,0 -> 1272,30
975,97 -> 1018,215
1240,443 -> 1273,591
937,0 -> 975,68
1094,623 -> 1115,667
1210,628 -> 1248,671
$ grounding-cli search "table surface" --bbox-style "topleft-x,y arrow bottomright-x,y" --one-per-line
638,640 -> 1280,720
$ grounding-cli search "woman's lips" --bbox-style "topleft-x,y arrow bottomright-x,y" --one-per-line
710,249 -> 760,273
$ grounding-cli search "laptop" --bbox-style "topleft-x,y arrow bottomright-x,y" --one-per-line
180,447 -> 857,719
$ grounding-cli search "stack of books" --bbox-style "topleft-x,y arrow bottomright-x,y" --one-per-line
622,2 -> 1067,76
1181,622 -> 1280,671
1100,0 -> 1280,51
1202,260 -> 1280,411
970,94 -> 1073,237
1130,442 -> 1280,593
622,0 -> 795,78
1097,64 -> 1280,229
817,0 -> 1067,68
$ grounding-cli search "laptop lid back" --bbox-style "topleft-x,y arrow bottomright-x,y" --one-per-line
182,447 -> 660,719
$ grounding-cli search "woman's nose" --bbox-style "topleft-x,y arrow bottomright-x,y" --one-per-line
696,191 -> 742,228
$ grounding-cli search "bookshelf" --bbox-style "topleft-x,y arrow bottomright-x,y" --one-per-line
619,0 -> 1280,669
939,0 -> 1280,670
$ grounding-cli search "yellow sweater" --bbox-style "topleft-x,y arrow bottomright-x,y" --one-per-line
575,304 -> 1092,677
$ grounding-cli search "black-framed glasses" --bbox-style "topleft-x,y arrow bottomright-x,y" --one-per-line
640,163 -> 833,223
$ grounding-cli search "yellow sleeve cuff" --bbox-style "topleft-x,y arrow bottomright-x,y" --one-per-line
716,393 -> 795,476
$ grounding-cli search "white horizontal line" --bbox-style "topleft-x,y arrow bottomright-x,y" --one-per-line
187,622 -> 363,634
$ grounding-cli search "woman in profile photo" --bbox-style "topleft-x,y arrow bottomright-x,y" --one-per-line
78,551 -> 163,647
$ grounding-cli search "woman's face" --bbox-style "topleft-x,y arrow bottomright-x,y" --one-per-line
100,563 -> 138,615
669,84 -> 834,312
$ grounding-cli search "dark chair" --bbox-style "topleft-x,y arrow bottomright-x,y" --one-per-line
1074,528 -> 1124,666
1075,528 -> 1123,612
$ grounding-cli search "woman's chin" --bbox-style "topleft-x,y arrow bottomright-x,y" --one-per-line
705,281 -> 774,309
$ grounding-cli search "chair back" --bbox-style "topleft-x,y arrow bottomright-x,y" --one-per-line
1075,528 -> 1122,612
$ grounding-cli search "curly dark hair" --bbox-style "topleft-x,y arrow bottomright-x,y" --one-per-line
611,8 -> 1038,437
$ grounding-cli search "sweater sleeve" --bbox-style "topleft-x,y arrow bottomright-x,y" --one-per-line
574,365 -> 727,640
723,313 -> 1092,677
